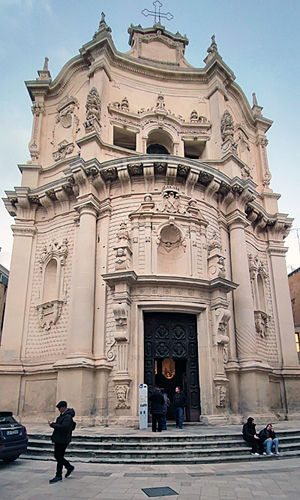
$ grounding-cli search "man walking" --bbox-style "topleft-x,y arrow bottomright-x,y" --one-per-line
173,386 -> 187,429
48,400 -> 75,483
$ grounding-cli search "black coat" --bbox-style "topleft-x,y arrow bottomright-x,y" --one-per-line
173,392 -> 187,408
242,418 -> 257,441
149,391 -> 164,415
259,427 -> 276,443
50,408 -> 75,444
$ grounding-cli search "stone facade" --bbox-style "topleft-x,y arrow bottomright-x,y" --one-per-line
1,17 -> 300,425
0,264 -> 9,342
289,267 -> 300,362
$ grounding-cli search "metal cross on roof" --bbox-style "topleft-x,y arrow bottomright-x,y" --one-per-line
141,1 -> 174,24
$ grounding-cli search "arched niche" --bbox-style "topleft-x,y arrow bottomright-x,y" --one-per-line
157,223 -> 187,275
43,258 -> 58,303
147,129 -> 173,155
37,239 -> 68,330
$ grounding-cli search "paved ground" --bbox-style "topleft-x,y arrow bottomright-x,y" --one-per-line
2,455 -> 300,500
0,458 -> 300,500
2,421 -> 300,499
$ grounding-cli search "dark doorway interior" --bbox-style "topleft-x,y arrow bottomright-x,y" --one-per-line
147,143 -> 170,154
144,312 -> 201,422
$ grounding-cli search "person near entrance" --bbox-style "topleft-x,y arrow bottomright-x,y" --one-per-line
149,387 -> 164,432
173,386 -> 187,429
48,400 -> 76,483
161,388 -> 169,430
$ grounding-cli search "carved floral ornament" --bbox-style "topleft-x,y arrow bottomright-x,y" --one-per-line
51,97 -> 79,162
248,253 -> 268,281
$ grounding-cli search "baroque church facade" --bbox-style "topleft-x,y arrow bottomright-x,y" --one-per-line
1,16 -> 299,425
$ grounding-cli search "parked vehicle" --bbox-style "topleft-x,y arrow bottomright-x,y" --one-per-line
0,411 -> 28,462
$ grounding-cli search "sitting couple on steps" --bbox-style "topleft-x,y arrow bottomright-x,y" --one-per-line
243,417 -> 279,456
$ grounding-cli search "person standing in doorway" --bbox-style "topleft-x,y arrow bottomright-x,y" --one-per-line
149,386 -> 164,432
48,400 -> 75,483
173,386 -> 187,429
161,388 -> 169,430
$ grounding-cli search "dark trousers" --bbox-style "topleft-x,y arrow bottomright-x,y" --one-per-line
54,442 -> 72,477
152,413 -> 162,432
244,436 -> 264,454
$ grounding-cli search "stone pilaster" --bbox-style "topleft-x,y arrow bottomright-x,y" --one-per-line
67,195 -> 100,358
227,210 -> 258,362
227,209 -> 271,415
267,221 -> 299,367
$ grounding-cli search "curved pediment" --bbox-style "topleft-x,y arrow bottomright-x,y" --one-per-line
127,23 -> 190,67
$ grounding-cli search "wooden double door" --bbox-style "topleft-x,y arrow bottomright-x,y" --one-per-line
144,312 -> 201,421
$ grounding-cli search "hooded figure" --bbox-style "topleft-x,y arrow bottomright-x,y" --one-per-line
242,417 -> 263,455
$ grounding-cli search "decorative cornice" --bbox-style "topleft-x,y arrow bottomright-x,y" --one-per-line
102,272 -> 238,293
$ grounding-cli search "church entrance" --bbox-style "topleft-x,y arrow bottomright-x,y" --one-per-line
144,312 -> 201,422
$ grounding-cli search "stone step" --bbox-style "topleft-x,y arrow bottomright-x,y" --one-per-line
24,428 -> 300,464
23,449 -> 300,465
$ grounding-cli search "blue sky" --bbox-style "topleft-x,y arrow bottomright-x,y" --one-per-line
0,0 -> 299,270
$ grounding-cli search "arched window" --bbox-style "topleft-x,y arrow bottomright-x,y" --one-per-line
147,129 -> 173,154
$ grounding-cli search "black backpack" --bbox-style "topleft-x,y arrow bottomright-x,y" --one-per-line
72,419 -> 76,431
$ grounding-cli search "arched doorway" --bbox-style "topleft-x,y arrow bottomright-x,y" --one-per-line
144,312 -> 201,422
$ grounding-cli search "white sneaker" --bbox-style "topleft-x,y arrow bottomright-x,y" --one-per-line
251,452 -> 259,455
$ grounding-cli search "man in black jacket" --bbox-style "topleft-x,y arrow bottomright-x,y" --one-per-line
173,386 -> 187,429
149,387 -> 164,432
259,423 -> 279,455
48,400 -> 75,483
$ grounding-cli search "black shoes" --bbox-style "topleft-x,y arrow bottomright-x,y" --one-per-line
49,476 -> 62,484
65,465 -> 75,478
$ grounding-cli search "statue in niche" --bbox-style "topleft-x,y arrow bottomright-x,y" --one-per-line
221,110 -> 234,141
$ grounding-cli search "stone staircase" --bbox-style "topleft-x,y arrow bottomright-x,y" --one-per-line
24,427 -> 300,464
